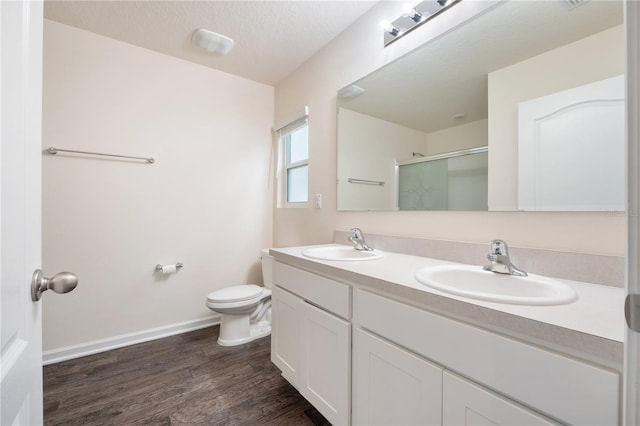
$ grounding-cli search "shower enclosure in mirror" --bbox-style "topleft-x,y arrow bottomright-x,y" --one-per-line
397,148 -> 488,211
337,0 -> 624,212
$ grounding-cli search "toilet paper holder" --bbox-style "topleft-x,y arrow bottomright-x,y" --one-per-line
155,262 -> 183,272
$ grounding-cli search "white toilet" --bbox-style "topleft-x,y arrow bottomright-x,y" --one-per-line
206,249 -> 273,346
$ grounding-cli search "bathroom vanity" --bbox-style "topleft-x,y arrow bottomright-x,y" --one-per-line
269,245 -> 624,426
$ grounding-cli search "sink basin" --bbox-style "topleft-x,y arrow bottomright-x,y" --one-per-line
415,265 -> 577,306
302,246 -> 384,261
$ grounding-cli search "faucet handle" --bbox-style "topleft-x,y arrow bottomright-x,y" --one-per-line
489,239 -> 508,255
350,228 -> 363,238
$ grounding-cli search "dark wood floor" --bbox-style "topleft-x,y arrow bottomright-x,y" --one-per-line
44,326 -> 330,425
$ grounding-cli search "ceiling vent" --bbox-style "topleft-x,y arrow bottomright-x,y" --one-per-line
562,0 -> 590,10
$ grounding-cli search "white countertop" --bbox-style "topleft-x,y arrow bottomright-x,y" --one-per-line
271,244 -> 625,366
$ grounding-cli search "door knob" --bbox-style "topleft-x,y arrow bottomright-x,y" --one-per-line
31,269 -> 78,302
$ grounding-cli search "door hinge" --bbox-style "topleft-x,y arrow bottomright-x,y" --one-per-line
625,294 -> 640,332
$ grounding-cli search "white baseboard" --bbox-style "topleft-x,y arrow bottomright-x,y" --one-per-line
42,315 -> 221,366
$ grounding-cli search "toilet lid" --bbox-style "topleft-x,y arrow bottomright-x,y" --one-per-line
207,285 -> 263,303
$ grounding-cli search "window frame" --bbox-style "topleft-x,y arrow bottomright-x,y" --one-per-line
276,107 -> 309,208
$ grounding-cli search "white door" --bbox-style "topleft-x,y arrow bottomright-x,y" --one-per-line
517,75 -> 625,212
626,1 -> 640,424
0,1 -> 44,424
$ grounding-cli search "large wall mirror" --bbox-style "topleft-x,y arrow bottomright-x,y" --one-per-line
337,0 -> 624,211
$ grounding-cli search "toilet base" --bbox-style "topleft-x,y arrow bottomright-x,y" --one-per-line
217,313 -> 271,347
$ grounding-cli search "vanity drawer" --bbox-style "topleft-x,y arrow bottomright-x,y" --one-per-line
273,261 -> 351,319
357,289 -> 619,425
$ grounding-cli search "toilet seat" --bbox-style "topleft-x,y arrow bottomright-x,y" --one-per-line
207,284 -> 263,304
206,285 -> 269,312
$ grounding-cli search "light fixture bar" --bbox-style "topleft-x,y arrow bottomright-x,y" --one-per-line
383,0 -> 460,47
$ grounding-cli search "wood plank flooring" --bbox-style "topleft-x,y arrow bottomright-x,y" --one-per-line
43,326 -> 330,425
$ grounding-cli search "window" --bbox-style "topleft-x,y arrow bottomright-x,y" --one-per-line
277,108 -> 309,206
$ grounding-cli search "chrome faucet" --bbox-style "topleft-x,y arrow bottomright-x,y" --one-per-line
482,240 -> 527,277
349,228 -> 373,251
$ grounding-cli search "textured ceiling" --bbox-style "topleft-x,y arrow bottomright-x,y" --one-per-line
44,0 -> 377,86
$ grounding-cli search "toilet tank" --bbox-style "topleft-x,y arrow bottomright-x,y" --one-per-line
261,248 -> 274,288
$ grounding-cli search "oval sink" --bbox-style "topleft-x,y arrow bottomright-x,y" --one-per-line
415,265 -> 577,306
302,246 -> 384,261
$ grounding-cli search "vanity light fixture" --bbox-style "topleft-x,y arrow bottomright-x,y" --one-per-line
382,0 -> 460,46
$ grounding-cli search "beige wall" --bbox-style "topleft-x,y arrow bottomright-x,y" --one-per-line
274,2 -> 625,256
337,108 -> 429,210
42,21 -> 274,351
488,25 -> 624,211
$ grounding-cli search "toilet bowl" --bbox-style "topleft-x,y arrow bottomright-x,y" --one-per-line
206,249 -> 273,346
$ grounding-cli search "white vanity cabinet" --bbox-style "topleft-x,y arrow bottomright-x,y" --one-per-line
356,289 -> 620,425
354,329 -> 443,425
270,262 -> 351,426
270,254 -> 621,426
442,371 -> 554,425
354,327 -> 555,426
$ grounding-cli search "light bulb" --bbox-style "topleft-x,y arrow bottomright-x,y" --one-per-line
380,19 -> 400,36
380,20 -> 393,32
402,3 -> 422,22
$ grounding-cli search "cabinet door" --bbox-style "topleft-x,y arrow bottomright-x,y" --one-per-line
271,285 -> 302,386
354,329 -> 443,426
443,371 -> 555,426
300,301 -> 351,426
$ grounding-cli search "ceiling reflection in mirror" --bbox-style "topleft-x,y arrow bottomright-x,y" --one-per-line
337,0 -> 624,212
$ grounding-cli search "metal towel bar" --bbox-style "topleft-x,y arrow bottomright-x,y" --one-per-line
47,147 -> 155,164
348,178 -> 385,186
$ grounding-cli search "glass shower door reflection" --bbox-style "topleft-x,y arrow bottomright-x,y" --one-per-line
397,151 -> 488,211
